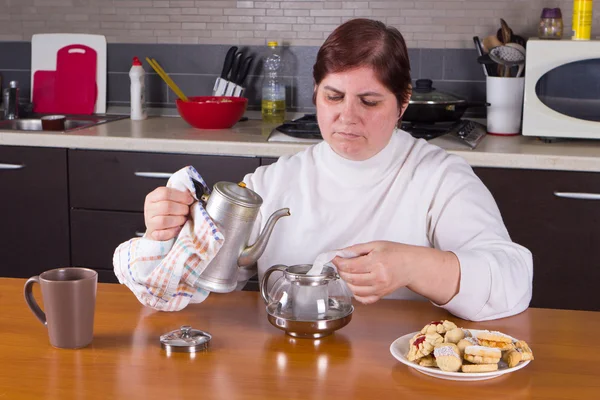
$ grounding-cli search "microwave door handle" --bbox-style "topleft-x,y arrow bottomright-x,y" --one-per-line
553,191 -> 600,200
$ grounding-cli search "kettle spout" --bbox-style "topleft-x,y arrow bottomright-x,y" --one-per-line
238,208 -> 290,268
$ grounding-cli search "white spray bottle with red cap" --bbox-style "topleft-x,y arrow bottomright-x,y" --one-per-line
129,56 -> 147,120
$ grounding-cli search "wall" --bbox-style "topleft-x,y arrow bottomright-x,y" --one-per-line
1,0 -> 598,112
2,0 -> 599,47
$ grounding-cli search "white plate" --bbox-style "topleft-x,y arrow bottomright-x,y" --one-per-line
390,330 -> 530,381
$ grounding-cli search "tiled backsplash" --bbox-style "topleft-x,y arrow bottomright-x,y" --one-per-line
1,1 -> 599,48
0,42 -> 487,112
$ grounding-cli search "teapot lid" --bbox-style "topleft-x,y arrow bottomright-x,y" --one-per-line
160,325 -> 212,353
213,181 -> 263,208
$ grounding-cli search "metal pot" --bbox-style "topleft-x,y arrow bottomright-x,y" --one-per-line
402,79 -> 487,123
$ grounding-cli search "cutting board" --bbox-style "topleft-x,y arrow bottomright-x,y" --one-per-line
31,34 -> 106,114
56,45 -> 97,114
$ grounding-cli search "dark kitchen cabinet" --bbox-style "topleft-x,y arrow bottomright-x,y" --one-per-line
474,167 -> 600,312
68,149 -> 261,283
69,149 -> 261,212
0,146 -> 70,278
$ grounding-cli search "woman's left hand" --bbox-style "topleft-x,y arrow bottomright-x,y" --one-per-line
332,240 -> 460,305
332,241 -> 416,304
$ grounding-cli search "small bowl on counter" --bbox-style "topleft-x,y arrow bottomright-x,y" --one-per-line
176,96 -> 247,129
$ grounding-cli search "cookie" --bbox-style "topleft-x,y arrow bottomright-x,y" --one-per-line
417,355 -> 437,367
421,320 -> 458,335
444,327 -> 466,344
503,349 -> 523,368
464,354 -> 502,364
457,337 -> 479,356
475,330 -> 515,350
461,363 -> 499,373
464,345 -> 501,364
406,333 -> 444,361
514,340 -> 534,361
433,343 -> 462,372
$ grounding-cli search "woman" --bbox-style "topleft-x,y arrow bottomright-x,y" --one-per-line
144,19 -> 533,321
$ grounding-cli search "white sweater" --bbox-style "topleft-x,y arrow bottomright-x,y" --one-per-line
242,130 -> 533,321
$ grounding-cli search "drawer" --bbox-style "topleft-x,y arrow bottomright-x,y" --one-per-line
0,146 -> 70,278
69,150 -> 260,212
71,209 -> 146,271
96,269 -> 120,284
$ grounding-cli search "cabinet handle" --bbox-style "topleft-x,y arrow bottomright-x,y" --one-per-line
0,163 -> 25,170
134,172 -> 173,179
553,191 -> 600,200
135,231 -> 145,237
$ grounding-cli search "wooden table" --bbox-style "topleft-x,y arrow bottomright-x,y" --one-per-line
1,278 -> 599,399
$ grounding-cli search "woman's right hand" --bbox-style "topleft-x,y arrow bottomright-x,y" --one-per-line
144,187 -> 195,241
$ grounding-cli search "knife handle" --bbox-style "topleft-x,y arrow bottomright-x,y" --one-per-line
236,56 -> 253,86
229,52 -> 243,83
220,46 -> 238,79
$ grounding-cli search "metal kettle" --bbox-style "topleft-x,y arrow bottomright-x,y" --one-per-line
194,181 -> 290,293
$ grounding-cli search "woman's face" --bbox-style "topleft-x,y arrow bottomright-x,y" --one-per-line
315,66 -> 407,161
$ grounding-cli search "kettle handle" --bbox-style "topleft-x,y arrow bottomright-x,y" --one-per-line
260,265 -> 288,304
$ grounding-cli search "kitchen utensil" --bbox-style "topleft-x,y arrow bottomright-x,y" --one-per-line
505,43 -> 526,77
41,115 -> 66,131
32,71 -> 57,113
146,57 -> 188,102
31,33 -> 106,114
261,264 -> 354,338
224,51 -> 246,97
160,325 -> 212,353
213,46 -> 238,96
179,179 -> 289,293
229,51 -> 243,83
498,18 -> 513,44
403,79 -> 487,123
482,34 -> 502,53
235,56 -> 254,86
55,44 -> 97,115
472,36 -> 489,76
489,45 -> 525,77
176,96 -> 248,130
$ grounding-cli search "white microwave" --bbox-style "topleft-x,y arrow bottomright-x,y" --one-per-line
522,39 -> 600,140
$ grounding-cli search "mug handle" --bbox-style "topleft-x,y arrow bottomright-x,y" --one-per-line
260,265 -> 288,304
23,276 -> 47,326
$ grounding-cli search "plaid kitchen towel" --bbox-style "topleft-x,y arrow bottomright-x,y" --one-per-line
113,166 -> 225,311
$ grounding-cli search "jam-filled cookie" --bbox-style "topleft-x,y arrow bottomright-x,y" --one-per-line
474,330 -> 515,351
406,333 -> 443,361
433,343 -> 462,372
420,320 -> 458,335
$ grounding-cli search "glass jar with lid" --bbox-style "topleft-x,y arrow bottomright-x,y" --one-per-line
539,8 -> 564,39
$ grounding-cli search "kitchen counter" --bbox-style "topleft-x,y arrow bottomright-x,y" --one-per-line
2,116 -> 600,172
0,277 -> 598,399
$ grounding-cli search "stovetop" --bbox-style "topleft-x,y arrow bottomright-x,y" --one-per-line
268,114 -> 487,149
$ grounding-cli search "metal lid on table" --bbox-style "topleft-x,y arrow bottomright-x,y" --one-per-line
160,325 -> 212,353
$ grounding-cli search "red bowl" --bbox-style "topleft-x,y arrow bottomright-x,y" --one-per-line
176,96 -> 248,129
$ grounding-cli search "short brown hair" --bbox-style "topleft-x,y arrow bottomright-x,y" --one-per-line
313,18 -> 412,107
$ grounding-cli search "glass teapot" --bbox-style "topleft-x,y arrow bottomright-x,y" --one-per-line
261,264 -> 354,322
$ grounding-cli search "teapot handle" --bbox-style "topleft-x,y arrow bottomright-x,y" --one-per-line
260,265 -> 288,304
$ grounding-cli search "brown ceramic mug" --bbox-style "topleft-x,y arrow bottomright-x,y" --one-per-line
24,267 -> 98,349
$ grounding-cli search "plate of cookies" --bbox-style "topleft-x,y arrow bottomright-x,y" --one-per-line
390,320 -> 534,381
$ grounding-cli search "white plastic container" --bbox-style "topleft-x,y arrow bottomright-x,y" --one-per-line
129,56 -> 147,120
